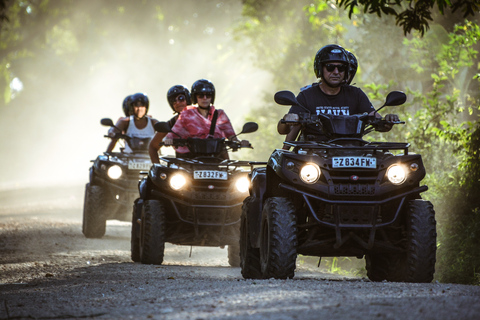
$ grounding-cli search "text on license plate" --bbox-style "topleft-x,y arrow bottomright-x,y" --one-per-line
194,170 -> 228,180
332,157 -> 376,168
128,161 -> 151,170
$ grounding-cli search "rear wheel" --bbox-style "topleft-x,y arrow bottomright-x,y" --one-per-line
82,183 -> 107,238
227,244 -> 240,267
240,196 -> 263,279
139,200 -> 166,265
365,254 -> 390,282
260,197 -> 297,279
130,199 -> 142,262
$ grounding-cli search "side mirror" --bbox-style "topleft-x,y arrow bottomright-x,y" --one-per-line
375,91 -> 407,114
274,90 -> 310,113
100,118 -> 114,127
240,122 -> 258,134
154,122 -> 172,133
274,90 -> 298,106
385,91 -> 407,106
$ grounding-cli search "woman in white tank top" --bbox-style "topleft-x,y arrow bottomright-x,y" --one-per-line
106,93 -> 158,153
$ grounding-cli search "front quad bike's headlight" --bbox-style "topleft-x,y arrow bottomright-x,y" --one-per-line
387,164 -> 407,185
300,163 -> 321,184
169,173 -> 187,190
235,177 -> 250,193
107,165 -> 123,180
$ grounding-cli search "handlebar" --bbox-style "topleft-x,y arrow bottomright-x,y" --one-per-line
160,139 -> 253,150
104,133 -> 130,140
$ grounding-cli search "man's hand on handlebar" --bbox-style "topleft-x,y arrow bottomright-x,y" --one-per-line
385,114 -> 400,123
282,113 -> 300,124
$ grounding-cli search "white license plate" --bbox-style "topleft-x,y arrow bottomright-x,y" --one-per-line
128,161 -> 151,170
194,170 -> 228,180
332,157 -> 376,168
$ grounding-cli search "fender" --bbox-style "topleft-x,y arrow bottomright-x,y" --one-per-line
138,177 -> 150,200
247,168 -> 266,247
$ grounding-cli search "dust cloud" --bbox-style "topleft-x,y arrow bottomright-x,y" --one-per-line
0,1 -> 272,190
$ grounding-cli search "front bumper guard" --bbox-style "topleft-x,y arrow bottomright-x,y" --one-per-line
151,189 -> 242,235
279,183 -> 428,250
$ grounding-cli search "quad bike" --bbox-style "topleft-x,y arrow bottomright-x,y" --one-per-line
82,118 -> 152,238
131,121 -> 262,266
240,90 -> 437,282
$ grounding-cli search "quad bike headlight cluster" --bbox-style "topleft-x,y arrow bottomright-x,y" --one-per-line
169,173 -> 187,190
235,177 -> 250,193
300,163 -> 321,184
107,165 -> 123,180
386,164 -> 407,185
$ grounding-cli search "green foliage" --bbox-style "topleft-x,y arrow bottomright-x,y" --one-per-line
336,0 -> 480,35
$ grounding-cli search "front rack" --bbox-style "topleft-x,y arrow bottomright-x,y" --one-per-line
284,140 -> 410,155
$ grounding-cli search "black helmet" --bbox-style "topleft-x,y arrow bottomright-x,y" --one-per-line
191,79 -> 215,104
167,85 -> 192,112
122,95 -> 133,117
313,44 -> 349,81
129,92 -> 149,116
346,51 -> 358,85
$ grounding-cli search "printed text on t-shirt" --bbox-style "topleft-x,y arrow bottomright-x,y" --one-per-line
316,106 -> 350,116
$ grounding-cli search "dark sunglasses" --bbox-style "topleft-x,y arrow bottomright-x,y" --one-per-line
196,93 -> 212,98
133,101 -> 146,107
175,94 -> 186,102
325,64 -> 347,72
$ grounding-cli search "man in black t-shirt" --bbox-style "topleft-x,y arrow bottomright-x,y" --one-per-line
277,44 -> 398,146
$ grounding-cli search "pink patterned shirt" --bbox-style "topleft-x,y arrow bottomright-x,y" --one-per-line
166,106 -> 236,154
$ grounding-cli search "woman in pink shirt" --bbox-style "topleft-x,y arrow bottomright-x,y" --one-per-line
164,79 -> 248,158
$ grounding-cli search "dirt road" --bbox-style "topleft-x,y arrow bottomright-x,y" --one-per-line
1,185 -> 479,320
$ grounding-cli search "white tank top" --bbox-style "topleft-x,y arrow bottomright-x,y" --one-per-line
124,115 -> 155,153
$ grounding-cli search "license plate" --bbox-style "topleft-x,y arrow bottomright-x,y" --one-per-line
128,161 -> 151,170
332,157 -> 376,168
194,170 -> 228,180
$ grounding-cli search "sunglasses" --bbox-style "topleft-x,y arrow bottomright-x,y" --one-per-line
175,95 -> 186,102
196,93 -> 212,98
325,64 -> 347,72
133,101 -> 146,107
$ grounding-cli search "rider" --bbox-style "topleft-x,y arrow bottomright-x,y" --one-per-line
277,44 -> 399,147
106,92 -> 158,153
148,85 -> 191,163
164,79 -> 248,158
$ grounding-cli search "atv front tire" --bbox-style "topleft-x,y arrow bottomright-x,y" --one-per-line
240,196 -> 263,279
367,200 -> 436,283
139,200 -> 166,265
393,200 -> 437,283
82,183 -> 107,238
259,197 -> 297,279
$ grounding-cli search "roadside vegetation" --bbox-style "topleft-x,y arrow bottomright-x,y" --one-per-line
1,0 -> 478,284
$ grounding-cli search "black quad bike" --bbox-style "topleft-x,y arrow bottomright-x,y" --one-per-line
131,121 -> 262,266
240,90 -> 436,282
82,118 -> 152,238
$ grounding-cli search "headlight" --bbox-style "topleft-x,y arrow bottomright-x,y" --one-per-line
107,165 -> 123,180
235,177 -> 250,193
387,164 -> 407,185
300,163 -> 320,184
170,174 -> 187,190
